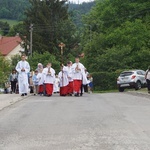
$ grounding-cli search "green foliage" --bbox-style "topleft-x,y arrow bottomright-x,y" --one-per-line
10,54 -> 21,70
0,0 -> 30,20
82,0 -> 150,76
8,22 -> 25,36
0,54 -> 11,87
23,0 -> 81,60
68,2 -> 95,27
92,72 -> 119,91
28,52 -> 60,74
0,21 -> 10,35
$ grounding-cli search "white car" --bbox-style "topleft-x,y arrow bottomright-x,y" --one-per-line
117,70 -> 146,92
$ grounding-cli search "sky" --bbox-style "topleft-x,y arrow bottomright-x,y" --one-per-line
69,0 -> 94,4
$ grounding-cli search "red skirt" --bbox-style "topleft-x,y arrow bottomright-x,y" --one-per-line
45,84 -> 53,95
38,85 -> 44,93
73,80 -> 82,93
60,85 -> 68,96
67,81 -> 73,94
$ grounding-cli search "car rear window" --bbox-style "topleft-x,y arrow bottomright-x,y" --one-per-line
120,72 -> 134,77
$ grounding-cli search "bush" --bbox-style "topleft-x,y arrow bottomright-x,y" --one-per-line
91,72 -> 119,91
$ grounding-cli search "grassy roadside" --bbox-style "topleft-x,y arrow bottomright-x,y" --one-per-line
93,88 -> 148,94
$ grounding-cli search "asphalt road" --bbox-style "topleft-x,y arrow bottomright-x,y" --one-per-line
0,93 -> 150,150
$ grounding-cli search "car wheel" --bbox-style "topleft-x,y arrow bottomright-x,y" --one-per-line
119,87 -> 124,92
135,81 -> 141,90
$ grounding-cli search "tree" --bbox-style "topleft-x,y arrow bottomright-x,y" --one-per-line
23,0 -> 79,61
82,0 -> 150,72
0,21 -> 10,35
8,22 -> 25,36
27,51 -> 60,74
0,54 -> 11,87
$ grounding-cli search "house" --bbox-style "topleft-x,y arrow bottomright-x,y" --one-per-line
0,35 -> 24,60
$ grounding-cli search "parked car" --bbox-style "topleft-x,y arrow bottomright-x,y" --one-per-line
117,70 -> 146,92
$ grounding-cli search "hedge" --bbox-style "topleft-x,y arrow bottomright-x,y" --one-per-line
91,72 -> 119,91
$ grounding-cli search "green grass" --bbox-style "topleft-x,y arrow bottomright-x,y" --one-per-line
93,87 -> 148,94
93,89 -> 119,93
0,19 -> 19,27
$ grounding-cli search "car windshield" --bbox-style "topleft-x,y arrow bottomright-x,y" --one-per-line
120,72 -> 134,77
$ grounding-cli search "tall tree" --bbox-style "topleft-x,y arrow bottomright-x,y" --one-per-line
23,0 -> 79,62
82,0 -> 150,72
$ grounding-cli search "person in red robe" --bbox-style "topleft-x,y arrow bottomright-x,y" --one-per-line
72,57 -> 85,96
58,65 -> 69,96
66,61 -> 74,96
42,63 -> 55,97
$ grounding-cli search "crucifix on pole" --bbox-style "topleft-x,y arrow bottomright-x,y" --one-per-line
58,42 -> 65,88
58,42 -> 65,64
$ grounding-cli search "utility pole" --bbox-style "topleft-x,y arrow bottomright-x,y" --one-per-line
29,24 -> 33,57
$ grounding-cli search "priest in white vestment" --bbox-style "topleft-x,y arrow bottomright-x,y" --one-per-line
15,55 -> 30,96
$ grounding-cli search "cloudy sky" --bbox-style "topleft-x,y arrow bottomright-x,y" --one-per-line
69,0 -> 93,4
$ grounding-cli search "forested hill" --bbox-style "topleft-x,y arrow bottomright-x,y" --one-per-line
69,1 -> 95,26
0,0 -> 95,25
0,0 -> 30,20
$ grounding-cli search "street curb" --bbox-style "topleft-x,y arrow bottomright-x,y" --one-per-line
0,95 -> 30,111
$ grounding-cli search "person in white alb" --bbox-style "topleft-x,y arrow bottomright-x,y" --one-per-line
15,54 -> 30,96
66,61 -> 74,96
58,64 -> 69,96
37,68 -> 44,96
53,75 -> 60,93
72,57 -> 86,96
42,63 -> 55,96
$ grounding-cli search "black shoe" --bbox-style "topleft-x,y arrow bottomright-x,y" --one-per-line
24,93 -> 27,96
21,94 -> 24,96
74,93 -> 79,97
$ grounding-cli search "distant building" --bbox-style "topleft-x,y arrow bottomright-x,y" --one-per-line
0,35 -> 24,60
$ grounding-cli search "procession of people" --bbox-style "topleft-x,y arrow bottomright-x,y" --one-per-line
10,54 -> 93,97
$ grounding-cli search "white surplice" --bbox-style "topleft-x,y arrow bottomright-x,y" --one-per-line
16,60 -> 30,94
58,66 -> 69,87
72,62 -> 88,85
42,67 -> 55,84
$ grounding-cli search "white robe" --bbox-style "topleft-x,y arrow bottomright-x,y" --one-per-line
53,77 -> 60,92
72,62 -> 88,85
67,66 -> 73,82
37,72 -> 44,85
42,67 -> 55,84
16,60 -> 30,94
58,66 -> 69,87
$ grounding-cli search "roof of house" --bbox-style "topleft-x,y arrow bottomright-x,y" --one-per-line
0,36 -> 22,56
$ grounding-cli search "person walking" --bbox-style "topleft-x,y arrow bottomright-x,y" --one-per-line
53,75 -> 60,94
145,66 -> 150,94
58,64 -> 69,96
42,63 -> 55,96
15,54 -> 30,96
37,68 -> 44,96
88,74 -> 93,93
32,70 -> 39,96
66,61 -> 74,96
9,69 -> 18,94
72,57 -> 86,96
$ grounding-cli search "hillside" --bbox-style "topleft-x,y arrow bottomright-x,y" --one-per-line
0,0 -> 95,27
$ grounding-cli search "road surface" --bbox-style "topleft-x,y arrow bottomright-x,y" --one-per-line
0,93 -> 150,150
